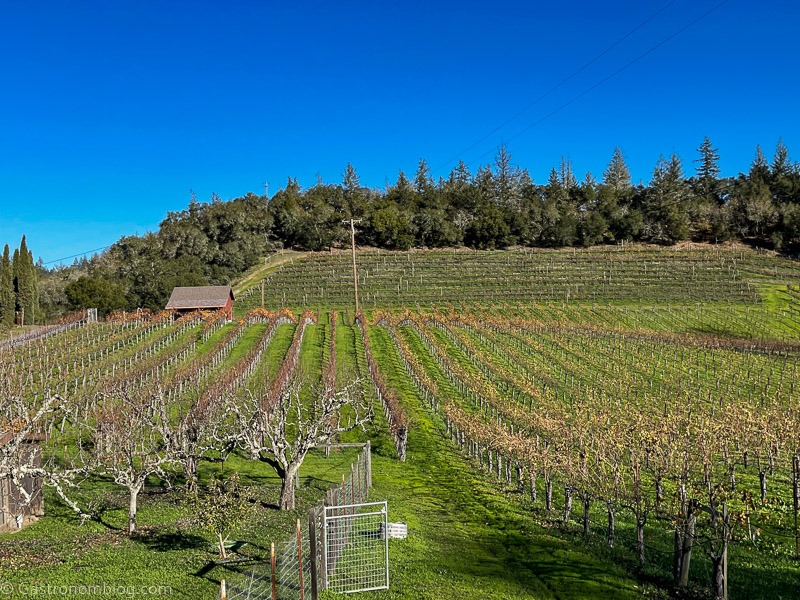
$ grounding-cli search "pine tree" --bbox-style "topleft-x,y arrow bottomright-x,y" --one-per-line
749,145 -> 770,184
493,144 -> 522,209
413,159 -> 434,196
771,138 -> 791,180
770,138 -> 794,204
342,162 -> 362,218
0,245 -> 14,327
646,154 -> 689,243
603,147 -> 632,192
695,137 -> 721,202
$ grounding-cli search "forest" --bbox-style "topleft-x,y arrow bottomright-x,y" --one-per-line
25,137 -> 800,321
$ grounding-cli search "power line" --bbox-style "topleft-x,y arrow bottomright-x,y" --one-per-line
489,0 -> 733,159
42,244 -> 113,266
446,0 -> 732,174
434,0 -> 680,174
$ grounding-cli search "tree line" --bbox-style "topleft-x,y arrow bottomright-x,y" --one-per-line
0,235 -> 40,327
40,137 -> 800,318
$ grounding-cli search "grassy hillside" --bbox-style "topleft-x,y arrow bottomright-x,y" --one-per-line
235,245 -> 800,314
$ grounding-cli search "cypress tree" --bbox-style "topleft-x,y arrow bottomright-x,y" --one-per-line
0,244 -> 14,327
12,236 -> 38,325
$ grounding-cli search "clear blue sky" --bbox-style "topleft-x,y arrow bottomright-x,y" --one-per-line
1,0 -> 798,265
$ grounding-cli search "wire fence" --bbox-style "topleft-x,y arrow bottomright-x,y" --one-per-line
222,442 -> 375,600
324,502 -> 388,594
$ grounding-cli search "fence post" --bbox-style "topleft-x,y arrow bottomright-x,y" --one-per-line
297,519 -> 305,600
355,453 -> 362,502
219,579 -> 226,600
794,454 -> 800,559
351,465 -> 356,506
309,507 -> 319,600
365,440 -> 372,489
271,542 -> 277,600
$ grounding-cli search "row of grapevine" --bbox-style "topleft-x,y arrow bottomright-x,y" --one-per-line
374,308 -> 800,599
355,314 -> 409,461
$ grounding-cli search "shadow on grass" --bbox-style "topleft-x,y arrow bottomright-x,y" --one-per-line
131,528 -> 208,552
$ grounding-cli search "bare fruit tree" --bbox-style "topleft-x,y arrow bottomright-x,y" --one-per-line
0,387 -> 85,526
89,384 -> 175,534
225,379 -> 372,510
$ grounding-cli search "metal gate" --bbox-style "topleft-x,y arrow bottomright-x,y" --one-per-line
323,501 -> 389,594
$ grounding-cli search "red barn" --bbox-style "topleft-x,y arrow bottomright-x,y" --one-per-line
165,285 -> 235,320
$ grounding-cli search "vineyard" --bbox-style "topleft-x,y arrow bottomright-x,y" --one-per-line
1,245 -> 800,599
235,245 -> 800,311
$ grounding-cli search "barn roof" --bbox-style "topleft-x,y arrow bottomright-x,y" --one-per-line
165,286 -> 235,311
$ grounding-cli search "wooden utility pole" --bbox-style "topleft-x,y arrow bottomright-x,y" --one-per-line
345,218 -> 362,316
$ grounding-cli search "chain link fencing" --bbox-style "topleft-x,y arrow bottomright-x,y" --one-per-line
223,442 -> 385,600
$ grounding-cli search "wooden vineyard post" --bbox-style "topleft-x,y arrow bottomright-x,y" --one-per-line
220,579 -> 226,600
308,507 -> 319,600
794,454 -> 800,559
355,456 -> 362,502
723,502 -> 728,600
271,542 -> 277,600
365,440 -> 372,488
351,465 -> 356,505
297,519 -> 305,600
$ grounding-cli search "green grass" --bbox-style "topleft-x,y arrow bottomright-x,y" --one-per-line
342,326 -> 646,599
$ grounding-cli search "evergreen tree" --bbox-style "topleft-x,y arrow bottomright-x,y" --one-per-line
413,159 -> 434,199
342,162 -> 363,217
749,145 -> 770,184
603,147 -> 632,192
493,144 -> 523,209
387,170 -> 418,210
12,236 -> 39,324
771,138 -> 791,180
695,137 -> 721,202
0,245 -> 14,327
645,154 -> 689,244
770,138 -> 795,204
559,156 -> 578,193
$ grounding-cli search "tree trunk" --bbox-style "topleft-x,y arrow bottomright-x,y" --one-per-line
563,485 -> 573,524
545,475 -> 553,511
279,465 -> 300,510
711,554 -> 725,600
129,482 -> 142,534
673,526 -> 684,583
606,503 -> 615,547
655,478 -> 663,512
583,495 -> 590,535
679,512 -> 695,586
760,470 -> 767,504
184,455 -> 198,493
636,517 -> 646,566
529,472 -> 537,503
